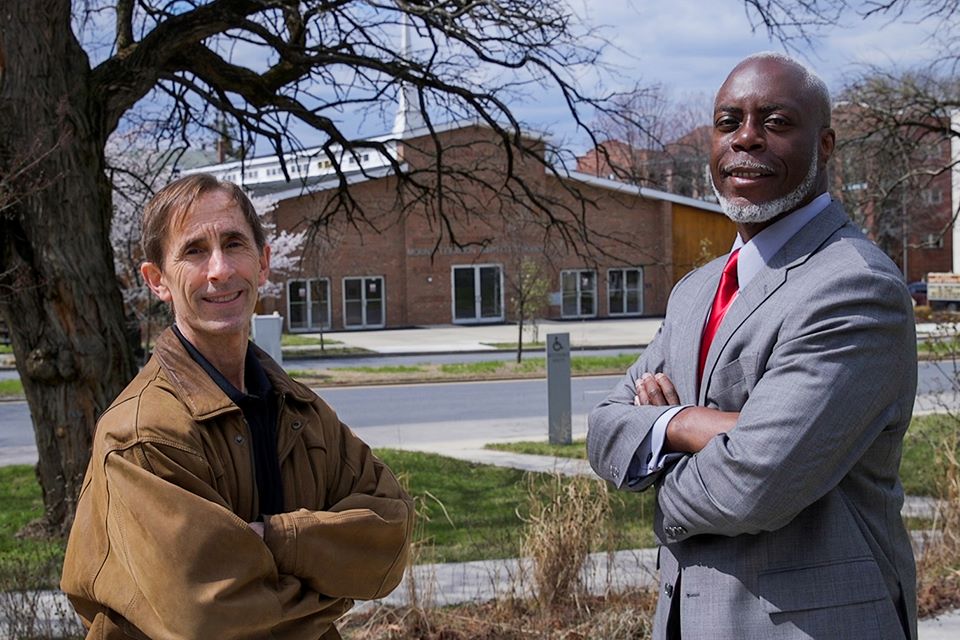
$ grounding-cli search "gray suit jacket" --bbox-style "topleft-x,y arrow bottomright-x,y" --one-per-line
588,201 -> 918,640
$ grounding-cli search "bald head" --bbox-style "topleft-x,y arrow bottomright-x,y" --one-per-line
709,53 -> 836,231
724,52 -> 832,127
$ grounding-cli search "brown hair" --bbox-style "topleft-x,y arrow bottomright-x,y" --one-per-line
141,173 -> 266,268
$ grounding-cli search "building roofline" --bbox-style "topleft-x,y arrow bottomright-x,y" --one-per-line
267,164 -> 403,202
565,170 -> 723,213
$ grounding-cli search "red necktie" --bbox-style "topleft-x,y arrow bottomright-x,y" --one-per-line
698,249 -> 740,382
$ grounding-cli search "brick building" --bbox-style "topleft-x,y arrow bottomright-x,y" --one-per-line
832,105 -> 958,284
191,120 -> 734,332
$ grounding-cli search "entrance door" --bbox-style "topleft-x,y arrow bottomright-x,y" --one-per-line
343,276 -> 385,328
452,265 -> 503,323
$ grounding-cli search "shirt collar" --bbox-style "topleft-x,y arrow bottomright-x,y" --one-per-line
172,324 -> 272,405
732,192 -> 832,289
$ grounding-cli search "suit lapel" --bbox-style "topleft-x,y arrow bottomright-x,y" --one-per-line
698,202 -> 850,404
677,259 -> 724,403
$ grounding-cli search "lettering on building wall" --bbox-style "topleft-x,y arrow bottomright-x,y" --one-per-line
406,245 -> 545,257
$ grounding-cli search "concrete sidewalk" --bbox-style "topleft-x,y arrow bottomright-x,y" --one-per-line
299,317 -> 665,354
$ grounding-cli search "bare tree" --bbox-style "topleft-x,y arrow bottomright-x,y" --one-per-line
833,69 -> 959,278
740,1 -> 960,281
583,88 -> 713,198
0,0 -> 635,535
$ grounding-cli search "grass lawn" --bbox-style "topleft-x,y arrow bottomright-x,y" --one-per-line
0,414 -> 952,590
901,413 -> 960,496
375,449 -> 655,563
486,439 -> 588,459
0,466 -> 66,589
482,342 -> 546,350
0,379 -> 24,399
280,334 -> 342,346
337,365 -> 427,374
0,452 -> 653,585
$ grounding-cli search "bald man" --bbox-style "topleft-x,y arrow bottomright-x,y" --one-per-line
588,53 -> 917,640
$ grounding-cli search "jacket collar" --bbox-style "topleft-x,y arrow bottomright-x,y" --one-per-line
152,327 -> 315,421
697,200 -> 850,402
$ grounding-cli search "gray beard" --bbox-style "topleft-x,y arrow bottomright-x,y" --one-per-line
713,148 -> 819,224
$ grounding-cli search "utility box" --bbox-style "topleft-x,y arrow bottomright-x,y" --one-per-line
546,332 -> 572,445
928,272 -> 960,311
251,313 -> 283,365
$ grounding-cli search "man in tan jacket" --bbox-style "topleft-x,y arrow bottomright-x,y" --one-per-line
61,174 -> 414,639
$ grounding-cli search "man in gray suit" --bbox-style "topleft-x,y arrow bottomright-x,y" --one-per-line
587,53 -> 917,639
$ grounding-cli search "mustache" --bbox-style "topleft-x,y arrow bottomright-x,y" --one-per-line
722,160 -> 775,174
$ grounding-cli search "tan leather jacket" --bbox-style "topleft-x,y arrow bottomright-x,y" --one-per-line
61,328 -> 413,640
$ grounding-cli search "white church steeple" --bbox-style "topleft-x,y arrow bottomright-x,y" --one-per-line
392,12 -> 426,137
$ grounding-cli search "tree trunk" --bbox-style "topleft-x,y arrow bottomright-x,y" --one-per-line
516,301 -> 524,364
0,0 -> 136,536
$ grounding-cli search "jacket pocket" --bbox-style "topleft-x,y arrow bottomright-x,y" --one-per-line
705,354 -> 757,409
758,557 -> 887,613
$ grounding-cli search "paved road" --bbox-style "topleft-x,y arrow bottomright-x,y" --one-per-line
2,360 -> 959,462
0,377 -> 618,463
285,347 -> 638,370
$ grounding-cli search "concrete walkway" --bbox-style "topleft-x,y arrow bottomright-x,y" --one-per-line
296,316 -> 665,354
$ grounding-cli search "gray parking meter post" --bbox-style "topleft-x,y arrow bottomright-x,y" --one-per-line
546,332 -> 572,445
251,313 -> 284,365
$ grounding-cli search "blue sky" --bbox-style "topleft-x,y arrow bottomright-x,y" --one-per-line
84,1 -> 941,156
514,0 -> 942,151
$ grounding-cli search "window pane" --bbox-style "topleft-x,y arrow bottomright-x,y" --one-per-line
581,290 -> 594,316
608,270 -> 623,315
366,277 -> 382,301
345,300 -> 363,326
288,281 -> 307,329
310,280 -> 328,328
344,279 -> 362,302
344,278 -> 362,326
561,272 -> 578,316
454,267 -> 477,320
608,270 -> 623,292
627,289 -> 640,313
480,266 -> 501,318
366,299 -> 383,326
610,290 -> 624,315
580,271 -> 596,316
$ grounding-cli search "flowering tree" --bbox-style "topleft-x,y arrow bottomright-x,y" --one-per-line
107,142 -> 307,354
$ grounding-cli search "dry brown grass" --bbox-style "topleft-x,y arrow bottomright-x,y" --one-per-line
341,590 -> 656,640
916,419 -> 960,618
519,474 -> 612,609
0,553 -> 84,640
342,472 -> 657,639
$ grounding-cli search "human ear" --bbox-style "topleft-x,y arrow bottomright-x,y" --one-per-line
140,262 -> 172,303
819,127 -> 836,168
258,245 -> 271,287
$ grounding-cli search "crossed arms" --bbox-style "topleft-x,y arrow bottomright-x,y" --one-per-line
634,371 -> 738,454
63,406 -> 412,640
588,266 -> 916,542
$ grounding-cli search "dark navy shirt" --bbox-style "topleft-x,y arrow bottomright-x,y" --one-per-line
173,325 -> 284,517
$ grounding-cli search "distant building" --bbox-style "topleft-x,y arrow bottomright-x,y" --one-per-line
189,104 -> 734,332
576,127 -> 714,201
832,104 -> 957,284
